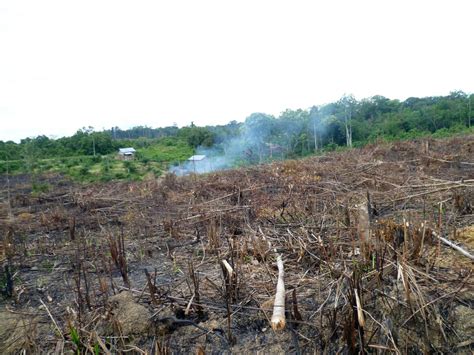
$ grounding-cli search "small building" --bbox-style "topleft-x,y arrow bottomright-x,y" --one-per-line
118,147 -> 136,160
188,155 -> 206,162
187,155 -> 208,173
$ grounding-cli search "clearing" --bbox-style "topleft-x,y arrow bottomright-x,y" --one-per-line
0,136 -> 473,353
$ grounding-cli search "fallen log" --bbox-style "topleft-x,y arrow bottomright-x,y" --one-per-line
271,254 -> 286,331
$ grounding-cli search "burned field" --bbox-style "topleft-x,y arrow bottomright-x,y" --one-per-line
1,136 -> 474,354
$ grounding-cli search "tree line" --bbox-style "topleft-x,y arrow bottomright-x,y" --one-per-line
0,91 -> 472,164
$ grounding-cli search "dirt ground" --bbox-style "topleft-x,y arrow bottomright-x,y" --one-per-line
1,135 -> 473,354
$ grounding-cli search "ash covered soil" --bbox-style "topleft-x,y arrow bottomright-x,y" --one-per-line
1,136 -> 473,354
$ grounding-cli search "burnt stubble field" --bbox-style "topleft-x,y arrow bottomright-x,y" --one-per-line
1,136 -> 473,354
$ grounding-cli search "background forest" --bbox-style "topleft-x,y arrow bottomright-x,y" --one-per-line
0,92 -> 472,182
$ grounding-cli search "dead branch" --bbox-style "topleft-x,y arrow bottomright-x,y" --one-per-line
431,231 -> 474,260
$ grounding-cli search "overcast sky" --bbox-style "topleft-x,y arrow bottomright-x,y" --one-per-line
1,1 -> 473,142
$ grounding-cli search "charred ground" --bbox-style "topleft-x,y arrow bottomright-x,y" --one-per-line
1,136 -> 473,354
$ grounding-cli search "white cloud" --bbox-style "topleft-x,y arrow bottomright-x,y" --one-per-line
0,0 -> 473,141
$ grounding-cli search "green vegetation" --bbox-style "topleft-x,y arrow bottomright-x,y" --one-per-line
135,138 -> 193,162
0,136 -> 196,182
0,91 -> 472,182
229,91 -> 473,157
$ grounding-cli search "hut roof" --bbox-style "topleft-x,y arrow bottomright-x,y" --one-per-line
188,155 -> 206,161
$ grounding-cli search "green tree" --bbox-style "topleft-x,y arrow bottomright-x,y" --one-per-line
179,125 -> 215,148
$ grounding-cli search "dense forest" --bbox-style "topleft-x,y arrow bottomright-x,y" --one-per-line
0,92 -> 472,179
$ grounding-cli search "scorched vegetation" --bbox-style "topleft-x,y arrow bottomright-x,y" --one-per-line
0,135 -> 473,353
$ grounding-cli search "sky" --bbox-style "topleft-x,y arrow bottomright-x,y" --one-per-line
0,0 -> 473,142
